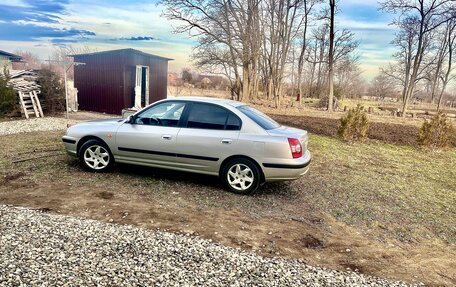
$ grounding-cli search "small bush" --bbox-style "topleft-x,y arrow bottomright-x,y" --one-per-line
36,69 -> 65,114
0,75 -> 16,117
337,105 -> 370,143
418,112 -> 455,151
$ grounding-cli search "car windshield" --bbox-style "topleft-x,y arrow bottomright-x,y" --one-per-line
237,105 -> 280,130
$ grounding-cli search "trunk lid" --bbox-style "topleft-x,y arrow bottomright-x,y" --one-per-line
267,125 -> 309,151
267,125 -> 308,140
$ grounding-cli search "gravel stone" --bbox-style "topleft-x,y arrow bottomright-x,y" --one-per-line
0,118 -> 70,136
0,205 -> 422,286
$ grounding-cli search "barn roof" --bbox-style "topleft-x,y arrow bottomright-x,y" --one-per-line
69,48 -> 173,61
0,50 -> 22,62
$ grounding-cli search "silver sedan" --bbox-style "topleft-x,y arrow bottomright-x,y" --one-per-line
62,97 -> 311,194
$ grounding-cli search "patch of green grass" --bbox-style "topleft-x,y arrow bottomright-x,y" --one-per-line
305,135 -> 456,242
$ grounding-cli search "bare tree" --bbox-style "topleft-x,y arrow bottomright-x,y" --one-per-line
50,45 -> 94,80
12,51 -> 42,70
262,0 -> 304,107
383,16 -> 420,104
296,0 -> 321,104
369,72 -> 397,100
335,56 -> 364,99
303,20 -> 358,101
182,68 -> 193,83
162,0 -> 262,101
327,0 -> 335,111
437,19 -> 456,110
380,0 -> 456,117
305,25 -> 328,98
428,25 -> 449,103
162,0 -> 359,107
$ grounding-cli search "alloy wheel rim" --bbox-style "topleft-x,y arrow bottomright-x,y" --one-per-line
227,164 -> 254,191
83,145 -> 110,170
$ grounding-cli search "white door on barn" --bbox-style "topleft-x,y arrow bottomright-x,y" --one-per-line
134,65 -> 150,109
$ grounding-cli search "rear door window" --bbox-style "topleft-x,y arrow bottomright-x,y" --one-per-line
186,103 -> 241,130
226,114 -> 241,130
237,105 -> 280,130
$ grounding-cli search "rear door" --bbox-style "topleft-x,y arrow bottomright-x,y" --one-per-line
115,101 -> 186,167
174,102 -> 241,173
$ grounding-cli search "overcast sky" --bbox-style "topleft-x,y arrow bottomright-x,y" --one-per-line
0,0 -> 397,79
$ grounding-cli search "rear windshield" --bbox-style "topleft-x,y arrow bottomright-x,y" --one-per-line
237,105 -> 280,130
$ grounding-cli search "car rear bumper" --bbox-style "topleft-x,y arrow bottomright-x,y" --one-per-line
62,136 -> 78,156
262,150 -> 311,182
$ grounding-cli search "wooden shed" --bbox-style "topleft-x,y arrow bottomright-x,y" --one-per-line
71,48 -> 172,114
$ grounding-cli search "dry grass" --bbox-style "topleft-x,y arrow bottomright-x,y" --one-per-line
306,135 -> 456,243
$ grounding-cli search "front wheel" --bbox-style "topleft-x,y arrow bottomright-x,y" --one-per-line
221,158 -> 261,194
79,139 -> 113,172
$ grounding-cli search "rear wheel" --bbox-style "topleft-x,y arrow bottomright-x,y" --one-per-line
79,139 -> 113,172
221,158 -> 261,194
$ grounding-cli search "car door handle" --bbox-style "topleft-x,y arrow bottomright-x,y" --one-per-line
162,135 -> 172,140
221,139 -> 232,144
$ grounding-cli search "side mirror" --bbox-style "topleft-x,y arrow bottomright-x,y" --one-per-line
126,115 -> 135,124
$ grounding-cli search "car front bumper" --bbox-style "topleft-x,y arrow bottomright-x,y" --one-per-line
262,150 -> 311,182
62,136 -> 78,156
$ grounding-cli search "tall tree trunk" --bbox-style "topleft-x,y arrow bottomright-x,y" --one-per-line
267,78 -> 273,100
437,82 -> 447,111
438,42 -> 454,110
430,53 -> 446,104
401,23 -> 425,117
297,1 -> 309,105
327,0 -> 335,112
430,77 -> 439,104
402,75 -> 417,117
438,21 -> 455,111
242,62 -> 250,102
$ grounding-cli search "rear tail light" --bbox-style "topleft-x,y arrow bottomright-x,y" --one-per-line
288,138 -> 302,158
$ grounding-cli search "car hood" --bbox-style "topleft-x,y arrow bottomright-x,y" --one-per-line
74,118 -> 124,126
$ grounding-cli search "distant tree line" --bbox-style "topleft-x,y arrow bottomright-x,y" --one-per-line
162,0 -> 456,113
161,0 -> 360,110
379,0 -> 456,115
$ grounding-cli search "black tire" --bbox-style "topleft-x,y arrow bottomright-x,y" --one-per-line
221,158 -> 261,194
78,139 -> 114,172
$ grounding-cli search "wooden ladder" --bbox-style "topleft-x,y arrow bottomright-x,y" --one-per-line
18,91 -> 44,119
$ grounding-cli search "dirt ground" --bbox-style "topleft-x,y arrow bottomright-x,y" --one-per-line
0,129 -> 455,286
1,180 -> 453,285
272,114 -> 426,146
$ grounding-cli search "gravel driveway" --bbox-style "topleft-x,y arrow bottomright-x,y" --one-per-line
0,112 -> 116,136
0,118 -> 70,136
0,205 -> 419,286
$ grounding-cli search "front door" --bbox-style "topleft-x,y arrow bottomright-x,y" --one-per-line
115,101 -> 186,167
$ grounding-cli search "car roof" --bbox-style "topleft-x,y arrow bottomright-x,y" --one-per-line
167,96 -> 245,107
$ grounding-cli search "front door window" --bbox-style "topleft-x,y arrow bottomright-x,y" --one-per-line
134,101 -> 185,127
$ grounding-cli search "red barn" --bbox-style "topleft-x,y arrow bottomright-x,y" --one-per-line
71,48 -> 172,114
